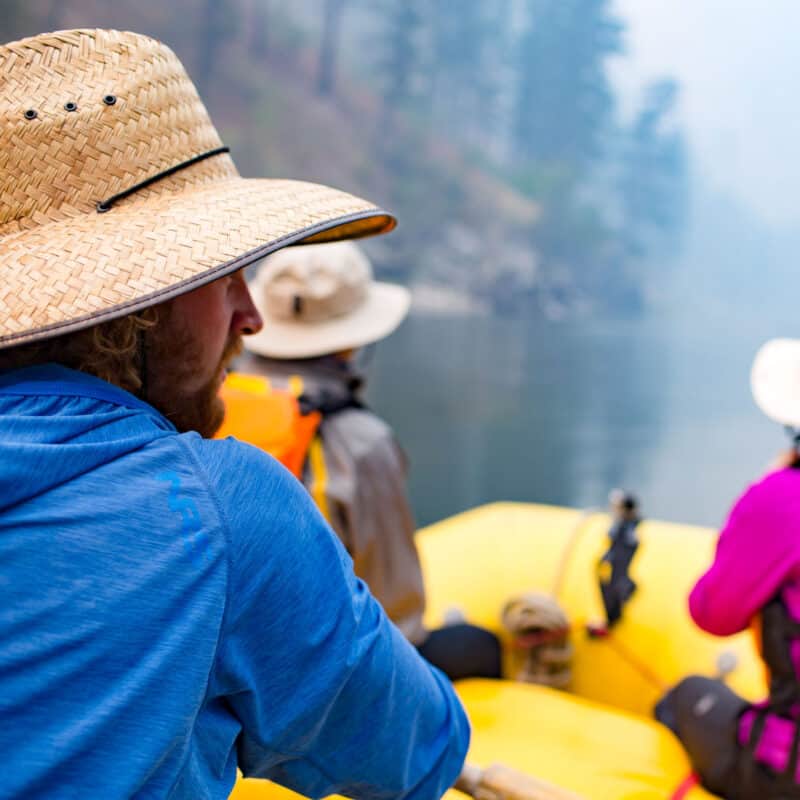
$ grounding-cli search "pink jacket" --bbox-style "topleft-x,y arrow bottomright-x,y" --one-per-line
690,467 -> 800,778
690,467 -> 800,638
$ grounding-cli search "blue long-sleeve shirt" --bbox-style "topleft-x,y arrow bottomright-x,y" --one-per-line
0,364 -> 469,799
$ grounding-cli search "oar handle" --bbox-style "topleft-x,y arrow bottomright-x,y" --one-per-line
454,763 -> 584,800
454,763 -> 483,796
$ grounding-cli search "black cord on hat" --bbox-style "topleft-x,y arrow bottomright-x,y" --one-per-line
96,146 -> 230,213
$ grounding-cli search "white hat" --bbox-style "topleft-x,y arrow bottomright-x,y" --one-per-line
244,241 -> 411,359
751,338 -> 800,428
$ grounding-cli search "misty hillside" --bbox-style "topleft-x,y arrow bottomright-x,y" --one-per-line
3,0 -> 688,317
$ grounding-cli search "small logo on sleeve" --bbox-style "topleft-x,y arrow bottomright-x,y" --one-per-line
157,471 -> 209,565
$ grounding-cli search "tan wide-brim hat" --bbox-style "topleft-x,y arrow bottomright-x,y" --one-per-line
243,241 -> 411,359
751,338 -> 800,428
0,29 -> 395,350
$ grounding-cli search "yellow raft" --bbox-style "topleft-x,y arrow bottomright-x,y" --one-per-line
231,502 -> 766,800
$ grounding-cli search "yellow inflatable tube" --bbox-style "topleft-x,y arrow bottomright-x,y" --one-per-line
232,680 -> 715,800
418,502 -> 764,715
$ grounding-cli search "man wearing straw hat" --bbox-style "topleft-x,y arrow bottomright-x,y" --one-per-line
227,240 -> 502,681
0,29 -> 469,799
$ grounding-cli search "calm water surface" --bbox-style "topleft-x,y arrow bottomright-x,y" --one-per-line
366,305 -> 796,530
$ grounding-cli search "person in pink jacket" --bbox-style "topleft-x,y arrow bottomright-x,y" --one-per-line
656,339 -> 800,799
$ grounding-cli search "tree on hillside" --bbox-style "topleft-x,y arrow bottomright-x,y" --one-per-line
513,0 -> 624,166
194,0 -> 241,97
241,0 -> 271,61
502,0 -> 638,313
620,79 -> 688,260
371,0 -> 428,123
317,0 -> 347,97
426,0 -> 512,154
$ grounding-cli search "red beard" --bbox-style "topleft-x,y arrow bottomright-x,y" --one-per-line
144,313 -> 242,438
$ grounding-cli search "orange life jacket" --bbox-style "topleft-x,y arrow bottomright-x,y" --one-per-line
215,371 -> 321,479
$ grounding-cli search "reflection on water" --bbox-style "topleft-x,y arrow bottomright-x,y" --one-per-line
366,308 -> 787,529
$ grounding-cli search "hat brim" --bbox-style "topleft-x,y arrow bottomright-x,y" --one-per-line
243,279 -> 411,359
751,338 -> 800,428
0,173 -> 394,349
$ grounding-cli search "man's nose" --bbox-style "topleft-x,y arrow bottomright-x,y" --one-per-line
232,272 -> 263,335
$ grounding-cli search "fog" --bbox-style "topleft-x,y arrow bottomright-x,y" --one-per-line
616,0 -> 800,229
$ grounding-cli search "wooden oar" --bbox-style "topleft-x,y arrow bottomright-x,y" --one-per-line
454,763 -> 583,800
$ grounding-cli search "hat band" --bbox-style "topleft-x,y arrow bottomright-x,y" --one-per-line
96,145 -> 231,213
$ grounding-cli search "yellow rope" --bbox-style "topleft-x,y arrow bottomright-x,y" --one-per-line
550,509 -> 601,600
552,509 -> 669,692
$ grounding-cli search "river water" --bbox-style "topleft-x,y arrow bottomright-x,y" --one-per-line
366,303 -> 797,530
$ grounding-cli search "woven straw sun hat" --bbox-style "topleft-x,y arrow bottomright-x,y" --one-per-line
243,241 -> 410,359
751,338 -> 800,429
0,29 -> 395,350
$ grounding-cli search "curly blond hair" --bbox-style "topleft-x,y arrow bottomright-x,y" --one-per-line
0,308 -> 159,395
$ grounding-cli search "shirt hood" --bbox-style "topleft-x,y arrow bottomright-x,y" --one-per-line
0,364 -> 175,511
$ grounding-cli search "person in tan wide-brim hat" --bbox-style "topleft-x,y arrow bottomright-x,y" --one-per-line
0,28 -> 469,800
224,241 -> 503,684
654,337 -> 800,798
244,240 -> 411,359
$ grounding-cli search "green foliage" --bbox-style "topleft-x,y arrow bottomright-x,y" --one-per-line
193,0 -> 242,96
501,0 -> 686,314
620,79 -> 688,260
513,0 -> 624,166
317,0 -> 348,97
371,0 -> 428,116
426,1 -> 509,143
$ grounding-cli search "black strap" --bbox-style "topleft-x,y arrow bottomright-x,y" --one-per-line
785,715 -> 800,780
96,146 -> 230,213
298,388 -> 364,417
761,595 -> 800,713
746,707 -> 769,758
